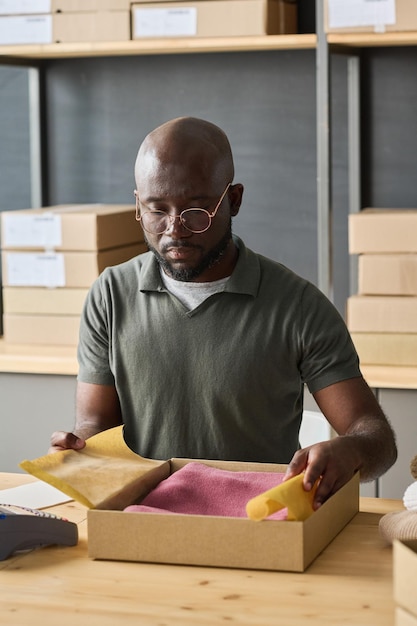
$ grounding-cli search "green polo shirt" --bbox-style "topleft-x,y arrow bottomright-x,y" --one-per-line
78,236 -> 361,463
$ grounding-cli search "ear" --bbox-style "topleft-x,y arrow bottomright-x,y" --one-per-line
134,190 -> 141,222
228,183 -> 244,217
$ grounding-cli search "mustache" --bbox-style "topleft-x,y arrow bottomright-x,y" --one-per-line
160,240 -> 201,253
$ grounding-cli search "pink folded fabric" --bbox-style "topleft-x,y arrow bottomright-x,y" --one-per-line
124,462 -> 288,520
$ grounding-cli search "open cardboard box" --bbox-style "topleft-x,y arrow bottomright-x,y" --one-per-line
394,539 -> 417,625
87,458 -> 359,572
20,427 -> 359,573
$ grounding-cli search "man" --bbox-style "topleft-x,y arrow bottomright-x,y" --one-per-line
50,116 -> 397,509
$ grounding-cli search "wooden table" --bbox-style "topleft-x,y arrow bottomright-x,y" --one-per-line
0,473 -> 404,626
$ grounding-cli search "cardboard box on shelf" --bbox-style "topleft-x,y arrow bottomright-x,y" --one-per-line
349,209 -> 417,254
394,540 -> 417,624
0,0 -> 130,14
2,287 -> 89,316
54,0 -> 131,10
131,0 -> 297,39
1,204 -> 142,252
351,332 -> 417,367
53,10 -> 130,42
347,295 -> 417,334
358,254 -> 417,296
87,458 -> 359,571
3,313 -> 80,345
1,243 -> 146,288
0,11 -> 130,45
325,0 -> 417,34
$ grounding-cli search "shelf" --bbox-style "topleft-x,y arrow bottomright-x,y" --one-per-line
0,34 -> 316,62
328,31 -> 417,48
2,30 -> 417,62
0,337 -> 416,388
0,339 -> 78,376
361,365 -> 417,391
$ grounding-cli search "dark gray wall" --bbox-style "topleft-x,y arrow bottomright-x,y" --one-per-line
44,51 -> 321,287
42,49 -> 351,315
360,47 -> 417,208
1,46 -> 417,321
0,66 -> 31,212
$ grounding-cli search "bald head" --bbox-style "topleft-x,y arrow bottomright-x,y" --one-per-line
134,117 -> 234,194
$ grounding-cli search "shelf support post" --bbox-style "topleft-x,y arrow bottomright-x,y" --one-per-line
28,66 -> 44,208
347,54 -> 361,296
315,0 -> 333,301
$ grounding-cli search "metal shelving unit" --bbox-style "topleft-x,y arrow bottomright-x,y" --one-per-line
2,2 -> 417,303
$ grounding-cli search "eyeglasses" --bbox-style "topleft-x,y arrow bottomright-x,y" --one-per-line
134,183 -> 231,235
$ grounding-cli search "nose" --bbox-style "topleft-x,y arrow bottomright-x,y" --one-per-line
164,214 -> 190,237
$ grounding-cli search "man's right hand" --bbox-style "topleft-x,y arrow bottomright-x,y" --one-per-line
49,431 -> 86,454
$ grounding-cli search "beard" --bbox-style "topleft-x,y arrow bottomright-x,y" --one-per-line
145,222 -> 233,282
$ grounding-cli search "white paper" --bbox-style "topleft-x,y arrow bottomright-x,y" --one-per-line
0,0 -> 51,15
6,252 -> 66,287
0,14 -> 53,45
0,481 -> 71,510
134,7 -> 197,38
3,212 -> 62,248
328,0 -> 396,29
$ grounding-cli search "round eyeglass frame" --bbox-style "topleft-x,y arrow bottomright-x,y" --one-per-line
134,183 -> 231,235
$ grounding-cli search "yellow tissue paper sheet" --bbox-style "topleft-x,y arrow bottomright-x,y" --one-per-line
246,473 -> 318,521
20,426 -> 169,510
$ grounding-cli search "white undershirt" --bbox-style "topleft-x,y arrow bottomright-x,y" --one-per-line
161,270 -> 230,311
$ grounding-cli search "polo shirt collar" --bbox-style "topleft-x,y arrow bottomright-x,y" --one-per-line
225,235 -> 260,297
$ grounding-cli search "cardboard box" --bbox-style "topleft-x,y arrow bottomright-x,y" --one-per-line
88,458 -> 359,572
394,540 -> 417,624
347,295 -> 417,334
131,0 -> 297,39
349,209 -> 417,254
1,204 -> 142,252
3,313 -> 80,345
2,287 -> 89,316
0,0 -> 130,14
358,254 -> 417,296
351,332 -> 417,367
325,0 -> 417,34
0,12 -> 130,45
1,243 -> 146,288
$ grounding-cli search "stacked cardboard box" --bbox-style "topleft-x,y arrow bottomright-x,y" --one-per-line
0,0 -> 130,45
0,204 -> 146,346
394,539 -> 417,626
347,209 -> 417,367
131,0 -> 297,39
325,0 -> 417,34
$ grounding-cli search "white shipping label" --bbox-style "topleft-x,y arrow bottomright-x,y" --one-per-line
3,213 -> 62,248
134,7 -> 197,38
328,0 -> 396,28
6,252 -> 66,287
0,0 -> 51,15
0,14 -> 53,45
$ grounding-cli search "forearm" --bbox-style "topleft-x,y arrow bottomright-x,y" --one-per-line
342,414 -> 397,482
72,419 -> 118,441
285,419 -> 397,510
74,381 -> 123,440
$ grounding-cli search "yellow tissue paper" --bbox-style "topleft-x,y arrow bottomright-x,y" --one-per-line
20,426 -> 170,510
246,473 -> 318,521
